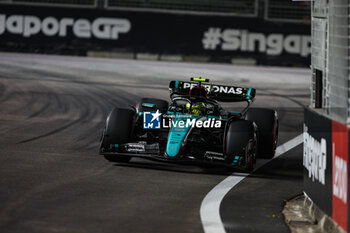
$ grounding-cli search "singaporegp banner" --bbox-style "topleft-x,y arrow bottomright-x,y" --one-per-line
304,108 -> 350,233
0,4 -> 310,65
304,108 -> 333,215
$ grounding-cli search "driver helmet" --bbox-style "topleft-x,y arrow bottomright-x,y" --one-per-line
186,86 -> 208,115
186,102 -> 206,116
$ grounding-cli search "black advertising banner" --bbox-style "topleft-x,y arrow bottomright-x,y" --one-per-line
0,4 -> 310,65
303,108 -> 333,216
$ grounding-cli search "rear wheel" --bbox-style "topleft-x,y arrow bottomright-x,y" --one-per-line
224,119 -> 257,172
245,108 -> 278,159
100,108 -> 134,163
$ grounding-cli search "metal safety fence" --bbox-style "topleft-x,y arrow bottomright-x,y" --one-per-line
310,0 -> 350,124
0,0 -> 97,7
0,0 -> 258,15
0,0 -> 311,21
265,0 -> 310,23
106,0 -> 258,16
327,0 -> 349,123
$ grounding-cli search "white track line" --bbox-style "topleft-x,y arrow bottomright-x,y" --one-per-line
200,133 -> 304,233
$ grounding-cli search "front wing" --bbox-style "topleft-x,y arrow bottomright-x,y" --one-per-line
99,142 -> 233,167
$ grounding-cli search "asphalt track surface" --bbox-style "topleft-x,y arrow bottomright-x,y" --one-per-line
0,53 -> 310,233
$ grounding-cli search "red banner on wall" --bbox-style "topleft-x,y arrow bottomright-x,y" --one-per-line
332,121 -> 348,232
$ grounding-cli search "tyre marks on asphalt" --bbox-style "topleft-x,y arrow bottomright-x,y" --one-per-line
0,65 -> 138,145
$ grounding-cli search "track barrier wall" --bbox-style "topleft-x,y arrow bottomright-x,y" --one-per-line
0,4 -> 310,66
304,107 -> 350,232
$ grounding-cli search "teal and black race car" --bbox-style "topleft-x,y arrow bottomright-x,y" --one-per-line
99,78 -> 278,172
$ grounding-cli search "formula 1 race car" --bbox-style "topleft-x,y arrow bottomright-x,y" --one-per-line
99,78 -> 278,172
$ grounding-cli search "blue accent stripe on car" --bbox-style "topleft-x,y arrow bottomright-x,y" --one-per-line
142,103 -> 156,107
207,115 -> 228,120
246,88 -> 252,99
166,115 -> 192,157
175,80 -> 179,89
166,114 -> 200,157
228,111 -> 240,115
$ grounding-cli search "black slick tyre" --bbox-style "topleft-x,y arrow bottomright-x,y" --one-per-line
245,108 -> 278,159
100,107 -> 134,163
224,119 -> 256,173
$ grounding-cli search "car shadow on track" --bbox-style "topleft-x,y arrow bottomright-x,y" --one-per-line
109,151 -> 303,181
112,160 -> 232,176
113,162 -> 302,182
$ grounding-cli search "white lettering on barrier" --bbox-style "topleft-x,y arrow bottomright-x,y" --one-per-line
333,143 -> 348,204
203,27 -> 311,57
303,124 -> 327,185
0,14 -> 131,40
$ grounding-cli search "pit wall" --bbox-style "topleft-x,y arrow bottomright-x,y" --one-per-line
304,107 -> 349,232
0,4 -> 310,66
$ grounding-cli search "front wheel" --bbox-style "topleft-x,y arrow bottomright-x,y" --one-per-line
224,119 -> 257,173
245,108 -> 278,159
100,107 -> 134,163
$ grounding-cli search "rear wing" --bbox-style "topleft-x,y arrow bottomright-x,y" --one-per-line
169,80 -> 256,102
